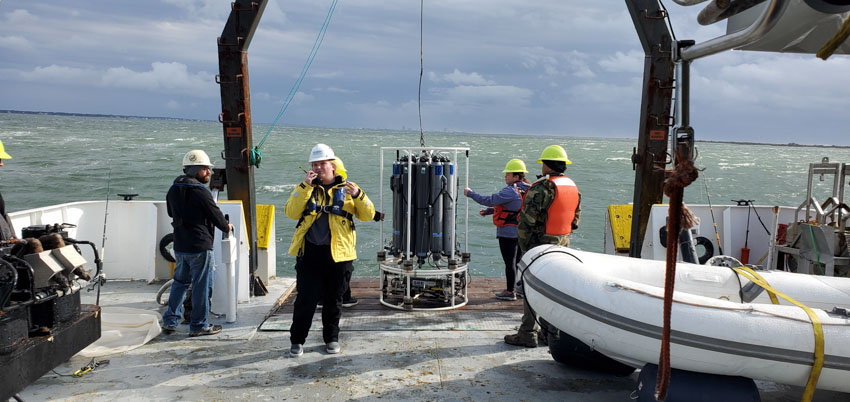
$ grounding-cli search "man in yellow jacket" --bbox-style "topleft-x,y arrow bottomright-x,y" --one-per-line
284,143 -> 374,357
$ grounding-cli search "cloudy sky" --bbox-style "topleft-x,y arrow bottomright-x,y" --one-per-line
1,0 -> 849,145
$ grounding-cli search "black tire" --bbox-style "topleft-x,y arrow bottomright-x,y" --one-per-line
548,328 -> 636,376
695,236 -> 714,264
660,228 -> 716,265
159,233 -> 176,263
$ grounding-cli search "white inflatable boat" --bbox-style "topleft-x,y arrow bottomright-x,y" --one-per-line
522,246 -> 850,393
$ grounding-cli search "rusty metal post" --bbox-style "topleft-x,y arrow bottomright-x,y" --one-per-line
217,0 -> 267,293
626,0 -> 675,258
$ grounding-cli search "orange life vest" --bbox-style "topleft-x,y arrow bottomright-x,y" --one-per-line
492,184 -> 527,227
543,175 -> 579,235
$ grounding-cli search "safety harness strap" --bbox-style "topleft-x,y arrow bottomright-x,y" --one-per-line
296,187 -> 355,229
304,205 -> 355,221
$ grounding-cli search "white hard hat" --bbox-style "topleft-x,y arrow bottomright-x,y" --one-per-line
308,143 -> 335,162
182,150 -> 214,167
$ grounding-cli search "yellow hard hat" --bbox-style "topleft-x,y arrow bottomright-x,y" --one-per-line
333,157 -> 347,180
537,145 -> 571,164
0,140 -> 11,159
502,158 -> 528,173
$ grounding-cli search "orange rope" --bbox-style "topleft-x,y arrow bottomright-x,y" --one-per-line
655,152 -> 698,401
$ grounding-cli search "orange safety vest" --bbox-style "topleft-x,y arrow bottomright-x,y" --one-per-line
492,184 -> 527,227
544,176 -> 579,235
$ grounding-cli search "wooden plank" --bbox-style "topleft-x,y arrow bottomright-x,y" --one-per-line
273,277 -> 523,314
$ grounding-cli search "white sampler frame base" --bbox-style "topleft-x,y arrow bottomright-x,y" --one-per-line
377,146 -> 471,311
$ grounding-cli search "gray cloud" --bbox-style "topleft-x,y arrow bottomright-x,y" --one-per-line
20,65 -> 96,82
429,69 -> 495,86
0,35 -> 31,50
101,62 -> 215,96
441,85 -> 533,106
599,51 -> 644,73
321,87 -> 357,94
0,1 -> 847,145
17,62 -> 215,97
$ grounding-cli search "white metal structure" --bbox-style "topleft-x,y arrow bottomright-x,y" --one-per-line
605,161 -> 850,275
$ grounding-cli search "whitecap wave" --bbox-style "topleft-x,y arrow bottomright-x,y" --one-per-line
262,184 -> 296,193
3,131 -> 32,136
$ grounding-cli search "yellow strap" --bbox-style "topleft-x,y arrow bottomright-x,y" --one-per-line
733,266 -> 779,305
732,267 -> 824,402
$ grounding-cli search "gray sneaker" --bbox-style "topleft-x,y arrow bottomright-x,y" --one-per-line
326,341 -> 341,354
494,290 -> 516,301
290,344 -> 303,357
162,325 -> 177,335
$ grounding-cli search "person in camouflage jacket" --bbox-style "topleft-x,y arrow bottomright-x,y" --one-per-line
505,145 -> 580,348
516,177 -> 580,253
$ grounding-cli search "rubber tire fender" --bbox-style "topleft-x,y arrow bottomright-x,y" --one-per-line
159,233 -> 176,263
695,236 -> 715,264
659,227 -> 715,265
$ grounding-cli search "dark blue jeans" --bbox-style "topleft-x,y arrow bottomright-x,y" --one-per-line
163,250 -> 214,331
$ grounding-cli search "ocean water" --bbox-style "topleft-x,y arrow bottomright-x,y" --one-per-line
1,112 -> 847,277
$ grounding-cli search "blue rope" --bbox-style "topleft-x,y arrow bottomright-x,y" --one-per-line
250,0 -> 339,167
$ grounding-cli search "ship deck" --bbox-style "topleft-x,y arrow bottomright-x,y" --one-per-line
17,277 -> 849,401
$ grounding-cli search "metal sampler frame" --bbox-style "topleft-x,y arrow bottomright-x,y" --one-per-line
772,160 -> 850,276
377,146 -> 471,311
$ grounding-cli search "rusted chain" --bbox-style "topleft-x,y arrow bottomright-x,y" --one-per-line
655,151 -> 698,401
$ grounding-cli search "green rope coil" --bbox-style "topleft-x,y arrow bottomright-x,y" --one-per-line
249,147 -> 263,168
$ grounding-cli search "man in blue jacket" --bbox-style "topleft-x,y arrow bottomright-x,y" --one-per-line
163,150 -> 232,337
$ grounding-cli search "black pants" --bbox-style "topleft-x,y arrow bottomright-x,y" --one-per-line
342,264 -> 354,301
290,242 -> 351,344
498,237 -> 521,292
